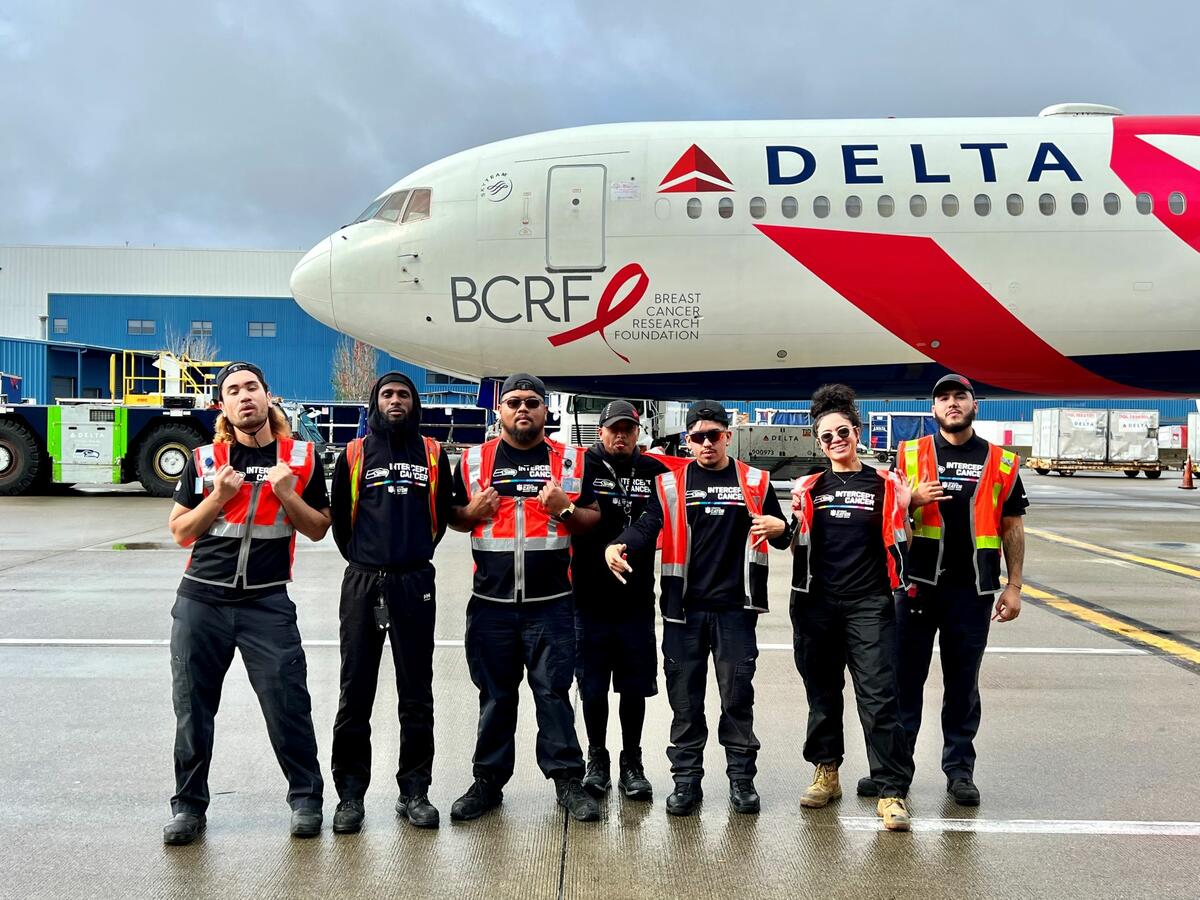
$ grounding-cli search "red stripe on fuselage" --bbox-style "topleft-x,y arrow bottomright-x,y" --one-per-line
1111,116 -> 1200,255
755,224 -> 1145,396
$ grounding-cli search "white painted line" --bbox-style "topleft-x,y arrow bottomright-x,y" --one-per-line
836,816 -> 1200,837
757,643 -> 1145,656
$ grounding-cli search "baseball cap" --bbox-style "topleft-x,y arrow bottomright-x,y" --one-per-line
599,400 -> 640,428
685,399 -> 730,429
932,374 -> 975,398
213,361 -> 268,401
499,373 -> 547,399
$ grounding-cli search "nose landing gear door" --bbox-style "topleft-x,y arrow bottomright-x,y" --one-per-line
546,165 -> 606,272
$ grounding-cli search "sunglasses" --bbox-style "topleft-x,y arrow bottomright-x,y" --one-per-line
502,397 -> 543,410
687,428 -> 727,445
818,425 -> 855,446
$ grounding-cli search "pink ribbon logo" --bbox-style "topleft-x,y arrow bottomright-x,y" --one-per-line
547,262 -> 648,363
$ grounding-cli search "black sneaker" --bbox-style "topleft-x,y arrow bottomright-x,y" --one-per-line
163,812 -> 205,845
582,747 -> 611,798
665,783 -> 703,817
450,777 -> 503,822
555,777 -> 601,822
618,749 -> 652,801
729,779 -> 761,814
397,793 -> 440,829
947,777 -> 980,806
332,799 -> 365,834
290,807 -> 323,838
857,776 -> 880,798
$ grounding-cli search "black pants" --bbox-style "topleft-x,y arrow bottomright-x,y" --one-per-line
465,596 -> 584,785
170,591 -> 323,815
895,582 -> 994,779
331,564 -> 436,801
790,588 -> 914,797
661,608 -> 760,785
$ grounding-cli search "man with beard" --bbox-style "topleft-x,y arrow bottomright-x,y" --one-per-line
448,374 -> 603,822
327,372 -> 454,833
571,400 -> 676,802
858,374 -> 1028,808
164,362 -> 330,844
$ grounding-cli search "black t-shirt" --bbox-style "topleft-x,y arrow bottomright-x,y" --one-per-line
173,441 -> 330,603
572,446 -> 669,616
451,440 -> 597,601
330,433 -> 452,568
894,432 -> 1029,587
617,461 -> 789,611
805,467 -> 889,598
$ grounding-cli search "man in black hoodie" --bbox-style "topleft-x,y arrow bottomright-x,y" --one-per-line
328,372 -> 454,833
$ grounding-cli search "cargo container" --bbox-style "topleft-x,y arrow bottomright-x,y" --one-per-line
1107,410 -> 1159,463
1189,413 -> 1199,470
1028,408 -> 1165,477
868,412 -> 938,461
1031,409 -> 1107,462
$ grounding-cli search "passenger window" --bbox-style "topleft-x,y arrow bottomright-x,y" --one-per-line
1039,193 -> 1056,215
1169,191 -> 1187,215
1136,192 -> 1153,214
1071,193 -> 1088,215
718,197 -> 734,219
749,196 -> 767,219
375,190 -> 410,223
878,195 -> 895,217
909,194 -> 927,217
974,194 -> 991,216
402,189 -> 431,223
941,194 -> 959,216
813,196 -> 831,218
845,195 -> 862,218
687,198 -> 702,219
1007,193 -> 1024,215
1103,192 -> 1121,215
781,196 -> 799,219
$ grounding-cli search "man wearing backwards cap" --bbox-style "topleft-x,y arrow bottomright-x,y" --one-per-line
163,362 -> 331,844
858,374 -> 1028,808
448,374 -> 603,822
326,371 -> 455,834
606,400 -> 791,817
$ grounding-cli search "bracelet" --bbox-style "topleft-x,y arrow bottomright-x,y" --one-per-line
1007,583 -> 1023,590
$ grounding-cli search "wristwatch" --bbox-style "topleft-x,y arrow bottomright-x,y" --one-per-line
555,502 -> 576,522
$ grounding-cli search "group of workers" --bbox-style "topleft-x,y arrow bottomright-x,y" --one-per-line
161,361 -> 1026,844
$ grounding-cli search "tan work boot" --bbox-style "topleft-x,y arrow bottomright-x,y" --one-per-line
876,796 -> 912,831
799,763 -> 842,808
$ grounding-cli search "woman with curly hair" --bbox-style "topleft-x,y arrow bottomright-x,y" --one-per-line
788,384 -> 915,831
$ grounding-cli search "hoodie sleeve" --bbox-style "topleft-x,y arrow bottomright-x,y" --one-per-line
330,448 -> 352,559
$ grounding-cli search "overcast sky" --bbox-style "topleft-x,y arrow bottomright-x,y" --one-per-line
1,0 -> 1195,251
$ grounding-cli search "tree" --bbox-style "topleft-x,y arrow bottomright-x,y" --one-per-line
162,324 -> 220,363
332,337 -> 380,401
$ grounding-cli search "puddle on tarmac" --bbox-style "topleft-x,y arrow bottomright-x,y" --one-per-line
108,542 -> 177,551
1130,542 -> 1200,555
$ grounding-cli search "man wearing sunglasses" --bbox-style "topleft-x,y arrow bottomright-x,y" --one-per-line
858,374 -> 1028,808
605,400 -> 791,817
448,373 -> 603,823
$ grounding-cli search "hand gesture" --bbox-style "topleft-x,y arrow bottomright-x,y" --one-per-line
466,486 -> 501,521
538,478 -> 569,517
911,479 -> 946,508
750,514 -> 786,543
213,465 -> 245,502
266,462 -> 297,498
889,470 -> 912,512
993,584 -> 1022,622
605,544 -> 632,584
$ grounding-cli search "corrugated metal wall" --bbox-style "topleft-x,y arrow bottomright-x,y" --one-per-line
0,338 -> 49,402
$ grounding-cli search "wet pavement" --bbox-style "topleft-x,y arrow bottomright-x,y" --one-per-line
1,470 -> 1199,899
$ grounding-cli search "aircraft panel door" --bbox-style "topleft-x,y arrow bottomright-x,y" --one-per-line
546,164 -> 606,271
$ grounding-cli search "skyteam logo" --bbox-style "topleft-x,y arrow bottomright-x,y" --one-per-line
480,172 -> 513,202
658,145 -> 734,193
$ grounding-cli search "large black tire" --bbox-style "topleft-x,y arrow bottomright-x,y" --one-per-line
1145,469 -> 1162,480
136,423 -> 204,497
1034,467 -> 1050,475
0,419 -> 44,496
1124,470 -> 1140,478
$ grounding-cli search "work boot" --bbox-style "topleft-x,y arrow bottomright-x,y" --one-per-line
947,777 -> 981,807
618,749 -> 652,801
556,777 -> 601,822
290,807 -> 323,838
799,762 -> 842,808
396,794 -> 440,829
332,799 -> 365,834
665,783 -> 703,817
450,777 -> 503,822
729,779 -> 761,814
856,776 -> 880,798
876,796 -> 912,832
582,747 -> 611,798
162,812 -> 205,845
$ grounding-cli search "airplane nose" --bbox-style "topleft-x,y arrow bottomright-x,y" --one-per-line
290,238 -> 334,327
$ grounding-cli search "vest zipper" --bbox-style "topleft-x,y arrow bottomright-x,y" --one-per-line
514,497 -> 526,602
236,481 -> 265,586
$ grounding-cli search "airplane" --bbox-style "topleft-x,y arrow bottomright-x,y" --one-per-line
290,103 -> 1200,400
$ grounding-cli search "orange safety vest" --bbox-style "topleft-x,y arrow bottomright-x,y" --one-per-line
898,435 -> 1019,593
790,468 -> 908,594
459,436 -> 585,602
344,434 -> 441,540
184,438 -> 316,589
656,458 -> 772,623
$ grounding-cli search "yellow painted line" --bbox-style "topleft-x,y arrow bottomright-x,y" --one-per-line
1025,527 -> 1200,580
1022,583 -> 1200,666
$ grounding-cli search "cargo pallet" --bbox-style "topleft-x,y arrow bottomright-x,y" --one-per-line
1026,457 -> 1166,479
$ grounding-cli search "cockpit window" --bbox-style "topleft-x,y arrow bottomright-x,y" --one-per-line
403,189 -> 431,223
353,196 -> 389,223
374,191 -> 410,223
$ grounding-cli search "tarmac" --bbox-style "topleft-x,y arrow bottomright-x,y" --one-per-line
2,468 -> 1199,899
